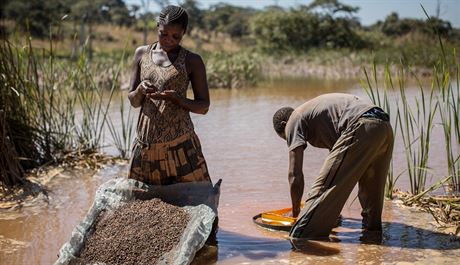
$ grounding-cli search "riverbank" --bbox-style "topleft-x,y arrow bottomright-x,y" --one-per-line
3,21 -> 453,88
259,54 -> 434,80
0,153 -> 124,209
394,190 -> 460,236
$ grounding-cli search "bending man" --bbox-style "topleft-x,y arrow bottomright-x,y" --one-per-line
272,93 -> 394,239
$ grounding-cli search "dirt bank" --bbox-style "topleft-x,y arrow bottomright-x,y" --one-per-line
260,55 -> 433,80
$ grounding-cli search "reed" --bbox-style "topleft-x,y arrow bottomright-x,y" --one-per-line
107,92 -> 136,159
71,49 -> 120,152
0,110 -> 26,189
361,7 -> 460,197
434,51 -> 460,192
422,5 -> 460,193
362,61 -> 438,196
0,35 -> 124,188
362,63 -> 400,199
399,66 -> 437,195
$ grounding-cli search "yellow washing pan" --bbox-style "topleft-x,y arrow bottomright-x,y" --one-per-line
253,206 -> 300,232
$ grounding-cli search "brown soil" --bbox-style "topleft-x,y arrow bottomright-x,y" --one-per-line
78,198 -> 190,265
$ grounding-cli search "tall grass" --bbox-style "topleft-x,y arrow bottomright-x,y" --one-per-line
0,110 -> 26,189
398,69 -> 437,195
107,92 -> 136,159
362,64 -> 400,199
363,63 -> 439,196
422,4 -> 460,193
362,7 -> 460,197
71,49 -> 121,152
435,51 -> 460,192
0,37 -> 127,187
362,58 -> 459,197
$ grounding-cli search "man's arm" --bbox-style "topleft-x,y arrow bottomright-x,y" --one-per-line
288,146 -> 305,218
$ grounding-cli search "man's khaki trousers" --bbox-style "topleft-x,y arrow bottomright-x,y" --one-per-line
290,117 -> 394,239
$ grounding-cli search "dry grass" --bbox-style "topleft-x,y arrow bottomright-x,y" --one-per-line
1,20 -> 243,56
0,151 -> 124,209
0,111 -> 26,189
395,190 -> 460,235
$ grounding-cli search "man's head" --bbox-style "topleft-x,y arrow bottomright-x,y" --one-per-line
157,5 -> 188,52
273,107 -> 294,140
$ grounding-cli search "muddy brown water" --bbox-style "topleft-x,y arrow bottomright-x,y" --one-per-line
1,78 -> 459,264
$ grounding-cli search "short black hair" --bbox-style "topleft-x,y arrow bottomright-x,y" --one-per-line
273,107 -> 294,135
157,5 -> 189,32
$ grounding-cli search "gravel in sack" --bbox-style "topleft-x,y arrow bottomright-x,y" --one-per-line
78,198 -> 190,265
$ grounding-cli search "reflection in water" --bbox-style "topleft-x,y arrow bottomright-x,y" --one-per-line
1,79 -> 460,264
215,230 -> 291,261
290,239 -> 341,256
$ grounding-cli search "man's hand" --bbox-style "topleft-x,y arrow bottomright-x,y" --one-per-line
292,206 -> 301,218
284,208 -> 300,218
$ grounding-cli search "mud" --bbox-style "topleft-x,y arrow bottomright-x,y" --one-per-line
78,198 -> 190,265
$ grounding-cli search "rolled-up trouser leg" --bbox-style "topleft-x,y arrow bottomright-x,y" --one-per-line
289,118 -> 393,239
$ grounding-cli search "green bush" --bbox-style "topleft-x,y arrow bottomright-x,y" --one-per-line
206,52 -> 261,88
381,12 -> 453,37
249,8 -> 365,53
202,4 -> 256,38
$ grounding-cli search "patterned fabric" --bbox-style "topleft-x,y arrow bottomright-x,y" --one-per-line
129,43 -> 210,185
137,43 -> 194,143
128,132 -> 210,185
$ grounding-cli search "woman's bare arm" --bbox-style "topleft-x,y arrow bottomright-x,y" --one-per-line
128,46 -> 149,108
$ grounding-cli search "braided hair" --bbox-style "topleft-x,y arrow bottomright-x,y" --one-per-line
157,5 -> 189,32
273,107 -> 294,136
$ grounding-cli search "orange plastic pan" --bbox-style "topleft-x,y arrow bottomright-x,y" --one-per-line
252,206 -> 299,232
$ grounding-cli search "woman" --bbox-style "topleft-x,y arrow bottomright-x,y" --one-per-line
127,5 -> 211,185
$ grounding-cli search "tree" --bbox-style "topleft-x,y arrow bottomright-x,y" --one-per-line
153,0 -> 170,10
250,5 -> 365,52
71,0 -> 100,58
100,0 -> 135,26
137,0 -> 154,45
203,4 -> 256,38
4,0 -> 71,37
181,0 -> 203,34
380,12 -> 452,37
305,0 -> 359,17
264,5 -> 285,12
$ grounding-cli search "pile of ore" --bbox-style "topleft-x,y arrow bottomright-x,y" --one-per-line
78,198 -> 190,264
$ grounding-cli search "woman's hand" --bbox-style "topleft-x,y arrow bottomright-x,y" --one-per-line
138,80 -> 157,95
148,90 -> 180,104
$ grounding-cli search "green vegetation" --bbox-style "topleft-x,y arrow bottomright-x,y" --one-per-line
2,0 -> 459,68
107,92 -> 136,159
206,52 -> 261,89
378,12 -> 453,38
361,64 -> 399,199
250,1 -> 364,52
362,14 -> 460,197
0,38 -> 131,189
